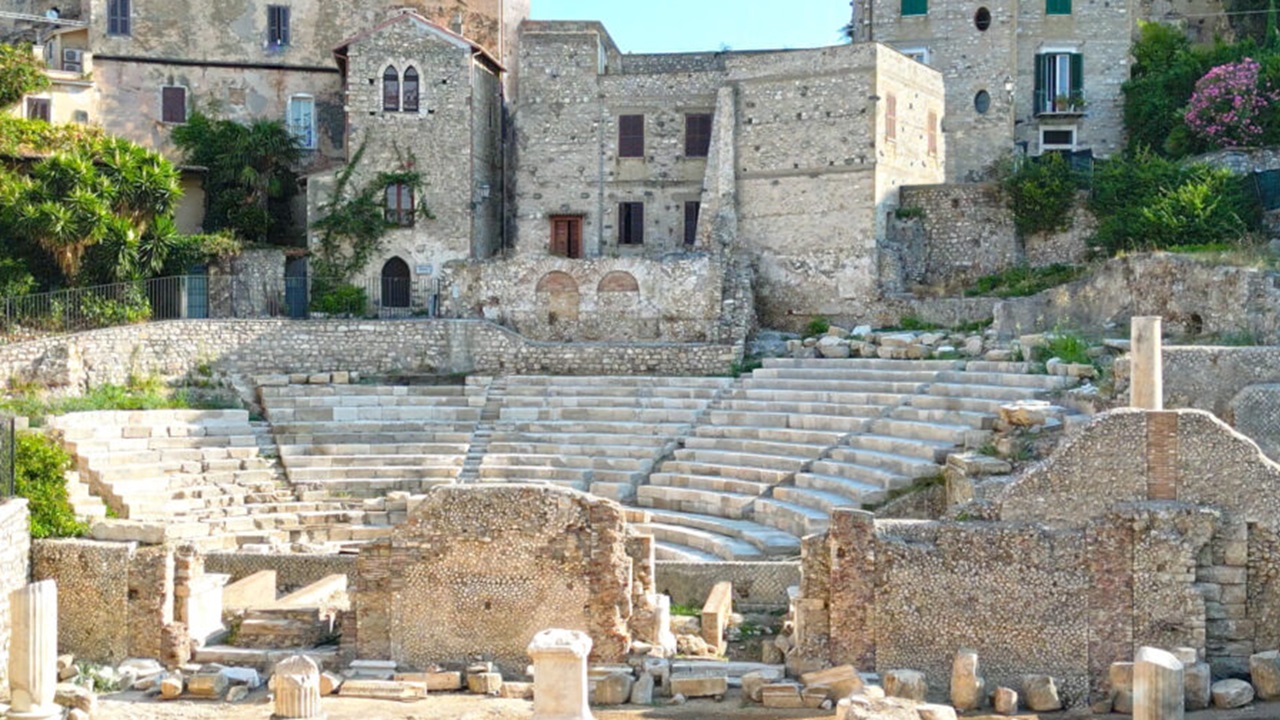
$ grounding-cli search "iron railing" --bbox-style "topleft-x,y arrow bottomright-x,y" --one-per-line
310,276 -> 441,319
0,415 -> 14,499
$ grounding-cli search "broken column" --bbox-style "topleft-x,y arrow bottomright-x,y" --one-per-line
528,629 -> 593,720
7,580 -> 59,720
272,655 -> 323,720
950,648 -> 984,711
1130,316 -> 1163,410
1134,646 -> 1184,720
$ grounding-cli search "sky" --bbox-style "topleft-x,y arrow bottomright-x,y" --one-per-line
530,1 -> 852,54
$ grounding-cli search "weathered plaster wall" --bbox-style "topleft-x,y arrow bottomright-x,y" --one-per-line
992,254 -> 1280,339
350,485 -> 633,675
0,319 -> 741,391
0,499 -> 31,700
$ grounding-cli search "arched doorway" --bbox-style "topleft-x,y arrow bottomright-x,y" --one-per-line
381,257 -> 411,309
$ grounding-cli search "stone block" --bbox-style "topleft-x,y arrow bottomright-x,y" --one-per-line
319,671 -> 343,695
742,670 -> 771,702
1134,646 -> 1184,720
500,681 -> 534,700
226,685 -> 249,702
1111,661 -> 1134,714
669,675 -> 726,698
186,672 -> 228,698
629,672 -> 653,704
950,648 -> 983,711
884,669 -> 926,701
760,683 -> 804,708
338,679 -> 427,700
800,664 -> 864,699
1185,662 -> 1211,711
592,671 -> 633,705
467,672 -> 503,694
700,581 -> 732,654
917,704 -> 957,720
801,686 -> 829,708
1251,650 -> 1280,700
1022,674 -> 1061,712
1211,678 -> 1253,708
993,687 -> 1018,715
160,674 -> 184,699
54,683 -> 96,715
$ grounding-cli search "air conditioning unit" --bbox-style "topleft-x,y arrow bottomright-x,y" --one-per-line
62,49 -> 83,73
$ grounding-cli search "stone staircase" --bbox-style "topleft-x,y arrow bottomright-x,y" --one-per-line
260,382 -> 483,498
457,376 -> 509,483
632,359 -> 1075,560
478,376 -> 734,501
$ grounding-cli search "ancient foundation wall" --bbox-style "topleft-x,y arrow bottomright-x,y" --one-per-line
0,319 -> 741,392
654,561 -> 798,611
204,552 -> 357,595
30,539 -> 174,664
0,499 -> 30,699
349,485 -> 634,676
1162,346 -> 1280,463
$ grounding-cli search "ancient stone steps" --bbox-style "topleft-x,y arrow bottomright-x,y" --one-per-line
640,523 -> 764,562
635,508 -> 802,557
706,410 -> 872,433
750,496 -> 832,537
792,472 -> 888,506
760,358 -> 965,371
682,435 -> 831,457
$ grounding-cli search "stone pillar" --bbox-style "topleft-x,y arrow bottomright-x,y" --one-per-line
528,629 -> 593,720
1131,316 -> 1163,410
272,655 -> 324,720
1134,646 -> 1184,720
7,580 -> 59,720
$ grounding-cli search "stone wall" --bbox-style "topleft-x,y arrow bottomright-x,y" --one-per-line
205,552 -> 356,595
30,539 -> 175,664
992,254 -> 1280,340
654,561 -> 798,612
1191,147 -> 1280,174
0,499 -> 30,700
1163,346 -> 1280,463
349,485 -> 634,676
209,248 -> 288,318
0,319 -> 742,392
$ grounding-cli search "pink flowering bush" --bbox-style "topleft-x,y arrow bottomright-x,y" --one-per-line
1184,57 -> 1278,148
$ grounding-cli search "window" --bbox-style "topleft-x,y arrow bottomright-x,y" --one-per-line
1034,52 -> 1084,114
899,47 -> 929,64
550,216 -> 583,258
927,110 -> 938,156
618,202 -> 644,245
974,90 -> 991,114
107,0 -> 130,36
161,86 -> 187,124
685,113 -> 712,157
1041,127 -> 1077,150
383,65 -> 400,111
901,0 -> 927,16
403,67 -> 420,112
267,5 -> 291,46
885,93 -> 897,141
385,184 -> 414,226
684,201 -> 700,246
287,95 -> 316,149
25,98 -> 50,122
974,7 -> 992,30
618,114 -> 644,158
1047,0 -> 1071,14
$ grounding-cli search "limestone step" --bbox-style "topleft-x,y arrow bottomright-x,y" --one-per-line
477,465 -> 592,483
503,386 -> 723,400
507,376 -> 732,388
793,472 -> 886,506
888,407 -> 994,430
261,385 -> 469,398
638,508 -> 802,556
909,395 -> 1007,415
717,399 -> 886,419
637,523 -> 764,561
672,448 -> 809,472
280,454 -> 465,469
476,477 -> 590,492
486,441 -> 664,460
589,481 -> 637,503
844,433 -> 956,462
824,447 -> 941,478
806,461 -> 911,492
655,461 -> 792,484
649,472 -> 773,497
266,395 -> 474,409
278,442 -> 468,457
730,388 -> 909,407
302,478 -> 455,497
707,411 -> 871,433
771,485 -> 864,514
691,425 -> 846,446
964,361 -> 1032,373
760,358 -> 964,371
499,407 -> 700,423
489,430 -> 678,446
502,396 -> 711,410
682,435 -> 831,457
748,368 -> 944,382
267,407 -> 481,423
750,497 -> 830,538
481,453 -> 651,472
927,382 -> 1047,402
286,465 -> 460,481
868,418 -> 976,444
936,370 -> 1071,390
491,421 -> 689,437
739,378 -> 922,397
636,484 -> 757,519
66,435 -> 258,454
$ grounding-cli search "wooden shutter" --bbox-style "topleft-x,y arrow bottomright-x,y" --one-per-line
551,216 -> 581,257
685,114 -> 712,157
403,67 -> 420,112
162,87 -> 186,124
901,0 -> 927,15
26,98 -> 50,122
1047,0 -> 1072,13
1034,54 -> 1046,114
1069,53 -> 1084,104
619,115 -> 644,158
269,6 -> 290,45
383,66 -> 400,111
108,0 -> 130,35
684,201 -> 700,246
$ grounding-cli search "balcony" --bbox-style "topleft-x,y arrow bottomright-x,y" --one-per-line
1035,90 -> 1086,117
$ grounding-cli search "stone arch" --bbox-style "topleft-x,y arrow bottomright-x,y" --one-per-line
536,271 -> 578,294
597,271 -> 639,294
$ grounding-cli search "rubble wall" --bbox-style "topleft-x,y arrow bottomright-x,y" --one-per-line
1163,346 -> 1280,464
350,485 -> 633,676
0,319 -> 741,392
654,561 -> 798,611
0,499 -> 30,699
205,552 -> 357,595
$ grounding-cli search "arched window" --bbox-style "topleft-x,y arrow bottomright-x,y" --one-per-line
403,66 -> 420,112
383,65 -> 400,111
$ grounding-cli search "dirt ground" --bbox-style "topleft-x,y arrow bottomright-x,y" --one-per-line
87,689 -> 1280,720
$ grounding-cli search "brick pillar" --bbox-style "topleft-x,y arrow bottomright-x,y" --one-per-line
1147,412 -> 1179,501
827,508 -> 877,671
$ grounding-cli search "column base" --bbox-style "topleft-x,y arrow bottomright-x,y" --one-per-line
271,714 -> 327,720
7,707 -> 63,720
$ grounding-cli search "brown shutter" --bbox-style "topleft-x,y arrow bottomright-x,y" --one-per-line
685,114 -> 712,157
162,87 -> 186,123
619,115 -> 644,158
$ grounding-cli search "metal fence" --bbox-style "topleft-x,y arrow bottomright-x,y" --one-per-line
0,415 -> 14,499
0,272 -> 443,339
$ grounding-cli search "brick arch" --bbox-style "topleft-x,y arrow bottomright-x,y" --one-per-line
536,271 -> 578,294
597,271 -> 639,294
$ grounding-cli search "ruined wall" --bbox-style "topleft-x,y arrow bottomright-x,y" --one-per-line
209,247 -> 287,318
204,552 -> 357,595
1163,346 -> 1280,464
0,319 -> 741,390
30,539 -> 175,664
992,254 -> 1280,340
654,561 -> 799,612
441,254 -> 730,342
0,499 -> 31,700
350,485 -> 633,675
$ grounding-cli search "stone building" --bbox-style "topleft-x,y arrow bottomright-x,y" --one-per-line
850,0 -> 1132,180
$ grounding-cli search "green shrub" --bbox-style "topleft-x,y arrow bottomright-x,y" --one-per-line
965,264 -> 1085,298
310,283 -> 369,316
897,315 -> 942,331
893,206 -> 926,220
79,286 -> 152,328
14,432 -> 86,539
729,356 -> 763,378
1044,329 -> 1092,365
804,317 -> 831,337
1000,154 -> 1081,237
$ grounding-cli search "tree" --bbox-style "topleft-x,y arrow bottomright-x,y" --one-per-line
0,43 -> 50,109
1184,57 -> 1277,149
